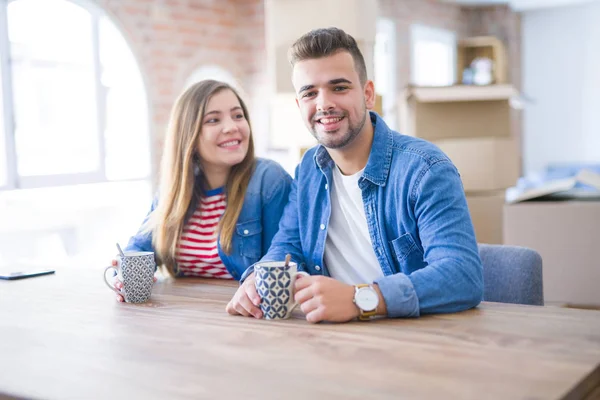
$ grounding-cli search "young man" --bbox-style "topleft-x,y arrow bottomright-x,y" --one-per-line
226,27 -> 483,323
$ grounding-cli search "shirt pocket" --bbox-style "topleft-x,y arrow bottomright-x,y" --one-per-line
236,219 -> 263,259
390,233 -> 424,270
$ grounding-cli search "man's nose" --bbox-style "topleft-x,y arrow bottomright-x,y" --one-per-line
316,92 -> 335,113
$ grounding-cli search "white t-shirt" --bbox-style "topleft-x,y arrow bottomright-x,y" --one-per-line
323,166 -> 384,285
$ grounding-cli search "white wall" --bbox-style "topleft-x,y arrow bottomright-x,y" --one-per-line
511,0 -> 596,11
522,0 -> 600,175
441,0 -> 596,10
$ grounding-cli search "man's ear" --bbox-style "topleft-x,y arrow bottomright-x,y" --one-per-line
295,97 -> 299,108
364,80 -> 376,110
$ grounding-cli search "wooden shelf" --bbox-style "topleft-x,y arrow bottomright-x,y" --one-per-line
405,84 -> 518,103
457,35 -> 508,84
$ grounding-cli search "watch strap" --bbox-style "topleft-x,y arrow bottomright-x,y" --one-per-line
355,284 -> 378,321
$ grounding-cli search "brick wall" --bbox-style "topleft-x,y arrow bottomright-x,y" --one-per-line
464,5 -> 523,171
94,0 -> 266,181
377,1 -> 522,170
91,0 -> 520,180
463,5 -> 522,89
377,0 -> 520,92
377,0 -> 470,92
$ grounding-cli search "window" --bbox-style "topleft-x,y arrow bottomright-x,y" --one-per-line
0,1 -> 13,189
0,60 -> 6,187
99,16 -> 150,181
0,0 -> 151,268
410,24 -> 457,87
374,18 -> 398,130
0,0 -> 150,189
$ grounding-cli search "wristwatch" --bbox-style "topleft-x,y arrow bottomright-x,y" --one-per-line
353,284 -> 379,321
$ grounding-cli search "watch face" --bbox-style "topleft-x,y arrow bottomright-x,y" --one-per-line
355,287 -> 379,312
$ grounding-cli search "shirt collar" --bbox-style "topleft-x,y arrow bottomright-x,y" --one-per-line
313,111 -> 393,187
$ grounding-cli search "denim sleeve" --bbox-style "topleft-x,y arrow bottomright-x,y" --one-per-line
124,195 -> 158,253
240,166 -> 305,283
375,161 -> 483,317
261,168 -> 293,255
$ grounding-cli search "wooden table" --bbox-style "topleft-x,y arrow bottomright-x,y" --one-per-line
1,267 -> 599,400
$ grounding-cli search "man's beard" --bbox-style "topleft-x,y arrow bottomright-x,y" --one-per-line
310,107 -> 367,150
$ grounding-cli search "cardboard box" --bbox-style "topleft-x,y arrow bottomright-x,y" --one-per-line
503,201 -> 600,307
435,137 -> 520,191
400,85 -> 517,141
466,191 -> 505,244
457,36 -> 508,84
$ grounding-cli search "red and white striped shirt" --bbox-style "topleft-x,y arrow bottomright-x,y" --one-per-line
176,187 -> 233,279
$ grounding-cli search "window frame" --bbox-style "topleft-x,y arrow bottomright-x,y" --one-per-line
0,0 -> 16,190
375,17 -> 398,131
0,0 -> 148,191
410,23 -> 457,87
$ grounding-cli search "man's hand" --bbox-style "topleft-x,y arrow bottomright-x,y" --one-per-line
226,272 -> 263,319
294,275 -> 359,323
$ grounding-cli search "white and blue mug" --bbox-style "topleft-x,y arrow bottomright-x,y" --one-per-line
103,251 -> 156,303
254,261 -> 309,320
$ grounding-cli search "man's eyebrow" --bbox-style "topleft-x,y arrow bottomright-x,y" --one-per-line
298,78 -> 352,94
298,84 -> 314,94
329,78 -> 352,85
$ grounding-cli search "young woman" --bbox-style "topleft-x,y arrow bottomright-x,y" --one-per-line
112,80 -> 291,302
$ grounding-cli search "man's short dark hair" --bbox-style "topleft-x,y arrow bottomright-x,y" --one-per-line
288,27 -> 368,85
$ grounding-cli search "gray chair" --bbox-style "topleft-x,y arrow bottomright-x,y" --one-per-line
478,244 -> 544,306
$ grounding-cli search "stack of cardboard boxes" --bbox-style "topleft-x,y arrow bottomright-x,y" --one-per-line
503,170 -> 600,307
504,200 -> 600,308
400,84 -> 520,244
398,35 -> 599,308
399,36 -> 520,244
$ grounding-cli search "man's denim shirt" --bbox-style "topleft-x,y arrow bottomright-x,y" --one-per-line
242,112 -> 484,318
125,158 -> 292,281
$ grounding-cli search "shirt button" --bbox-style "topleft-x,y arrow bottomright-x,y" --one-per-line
243,229 -> 249,235
315,265 -> 321,271
325,184 -> 328,190
320,224 -> 325,230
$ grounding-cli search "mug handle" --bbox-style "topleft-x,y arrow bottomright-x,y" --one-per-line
103,265 -> 125,296
286,271 -> 310,318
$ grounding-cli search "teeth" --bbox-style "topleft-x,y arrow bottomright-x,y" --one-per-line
220,140 -> 240,147
320,117 -> 342,124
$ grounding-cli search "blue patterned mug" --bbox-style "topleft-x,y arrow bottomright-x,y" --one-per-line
254,261 -> 309,320
103,251 -> 156,303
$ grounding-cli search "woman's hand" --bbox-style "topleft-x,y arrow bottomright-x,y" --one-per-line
110,259 -> 157,302
226,272 -> 262,318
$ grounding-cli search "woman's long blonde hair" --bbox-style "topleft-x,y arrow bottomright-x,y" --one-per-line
148,80 -> 255,277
